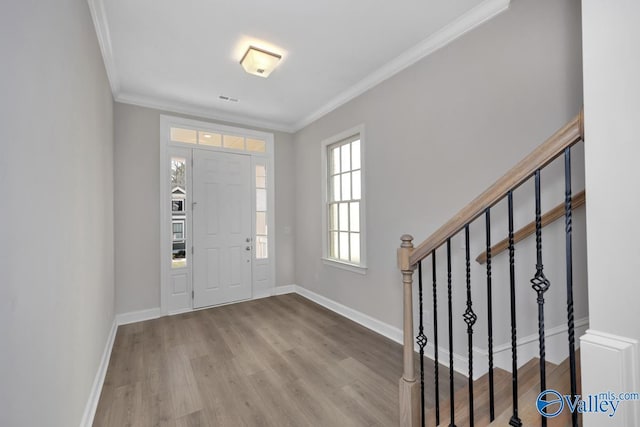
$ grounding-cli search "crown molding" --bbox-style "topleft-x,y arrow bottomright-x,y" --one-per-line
292,0 -> 511,131
87,0 -> 120,95
115,92 -> 296,133
88,0 -> 509,134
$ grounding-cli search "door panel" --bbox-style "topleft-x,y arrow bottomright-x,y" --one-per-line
193,150 -> 252,308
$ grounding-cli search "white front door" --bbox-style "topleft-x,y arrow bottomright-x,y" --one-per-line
192,149 -> 252,308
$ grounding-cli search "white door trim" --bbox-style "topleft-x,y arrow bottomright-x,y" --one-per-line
160,115 -> 275,316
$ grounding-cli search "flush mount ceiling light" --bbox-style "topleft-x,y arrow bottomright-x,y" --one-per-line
240,46 -> 282,78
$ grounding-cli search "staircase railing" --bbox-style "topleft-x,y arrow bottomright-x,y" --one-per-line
397,111 -> 584,427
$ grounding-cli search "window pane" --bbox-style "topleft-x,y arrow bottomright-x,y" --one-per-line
341,143 -> 351,172
172,221 -> 185,240
339,203 -> 349,232
170,127 -> 197,144
352,140 -> 361,170
339,232 -> 349,261
352,170 -> 361,200
256,189 -> 267,211
329,204 -> 338,231
326,134 -> 363,266
350,233 -> 360,263
350,202 -> 360,232
331,146 -> 341,175
256,236 -> 268,259
331,175 -> 341,202
198,131 -> 222,146
256,165 -> 266,188
256,212 -> 267,235
246,138 -> 266,152
171,156 -> 187,269
223,134 -> 245,150
172,199 -> 184,212
255,163 -> 268,259
341,172 -> 351,200
330,231 -> 339,258
171,158 -> 186,189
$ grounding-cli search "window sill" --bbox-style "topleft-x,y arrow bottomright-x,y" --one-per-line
322,258 -> 368,275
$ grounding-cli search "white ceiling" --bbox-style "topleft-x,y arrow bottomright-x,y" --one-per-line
89,0 -> 510,132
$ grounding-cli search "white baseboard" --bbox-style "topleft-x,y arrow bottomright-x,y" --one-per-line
111,286 -> 589,383
274,284 -> 296,295
292,284 -> 591,381
79,319 -> 117,427
168,307 -> 193,316
116,307 -> 161,325
291,285 -> 477,378
117,287 -> 294,324
252,288 -> 274,300
294,285 -> 404,344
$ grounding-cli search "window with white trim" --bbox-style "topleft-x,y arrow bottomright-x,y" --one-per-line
323,130 -> 365,269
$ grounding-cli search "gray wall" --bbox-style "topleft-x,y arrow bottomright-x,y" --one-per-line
114,103 -> 296,314
0,1 -> 115,426
293,0 -> 585,355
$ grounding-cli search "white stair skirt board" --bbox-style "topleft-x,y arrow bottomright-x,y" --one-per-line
581,330 -> 640,427
79,320 -> 117,427
487,317 -> 590,374
293,285 -> 589,381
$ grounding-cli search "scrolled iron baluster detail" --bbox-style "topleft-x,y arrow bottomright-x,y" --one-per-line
530,169 -> 551,426
508,191 -> 522,427
432,251 -> 440,426
416,261 -> 427,427
564,148 -> 578,427
463,225 -> 477,427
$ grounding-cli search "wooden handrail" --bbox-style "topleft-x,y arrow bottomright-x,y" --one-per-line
409,110 -> 584,266
475,190 -> 585,264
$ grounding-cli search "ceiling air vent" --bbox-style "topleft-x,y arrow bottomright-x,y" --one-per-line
219,95 -> 239,102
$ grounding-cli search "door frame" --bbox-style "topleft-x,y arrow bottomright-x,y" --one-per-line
160,115 -> 275,316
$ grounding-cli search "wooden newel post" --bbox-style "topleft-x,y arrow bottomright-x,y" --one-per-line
398,234 -> 420,427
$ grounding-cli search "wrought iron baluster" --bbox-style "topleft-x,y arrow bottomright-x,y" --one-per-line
485,208 -> 495,421
564,148 -> 578,427
417,261 -> 427,427
447,238 -> 456,427
464,225 -> 477,427
432,251 -> 440,426
508,191 -> 522,427
530,170 -> 551,426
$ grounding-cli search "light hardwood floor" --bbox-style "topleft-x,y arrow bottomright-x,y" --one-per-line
94,293 -> 463,427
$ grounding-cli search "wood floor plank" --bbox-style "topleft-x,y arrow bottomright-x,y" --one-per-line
175,410 -> 210,427
94,294 -> 452,427
166,344 -> 203,418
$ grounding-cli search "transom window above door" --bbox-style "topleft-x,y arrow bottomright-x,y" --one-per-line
160,114 -> 275,316
170,127 -> 266,153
